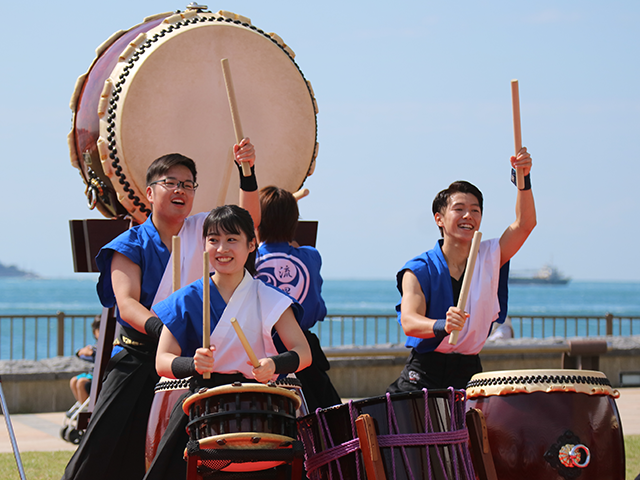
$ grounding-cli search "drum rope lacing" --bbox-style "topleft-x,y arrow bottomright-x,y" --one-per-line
303,388 -> 475,480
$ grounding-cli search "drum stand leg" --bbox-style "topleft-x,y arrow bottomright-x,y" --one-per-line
355,414 -> 387,480
0,377 -> 27,480
466,408 -> 497,480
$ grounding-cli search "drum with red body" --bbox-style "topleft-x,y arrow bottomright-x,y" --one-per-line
297,388 -> 475,480
466,369 -> 625,480
69,6 -> 318,223
182,382 -> 302,472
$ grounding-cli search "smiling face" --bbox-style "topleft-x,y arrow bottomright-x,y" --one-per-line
434,192 -> 482,242
205,228 -> 256,277
145,164 -> 195,222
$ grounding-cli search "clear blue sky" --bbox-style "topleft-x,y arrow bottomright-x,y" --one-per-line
1,1 -> 639,281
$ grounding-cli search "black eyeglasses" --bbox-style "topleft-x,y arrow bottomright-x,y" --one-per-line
149,178 -> 198,192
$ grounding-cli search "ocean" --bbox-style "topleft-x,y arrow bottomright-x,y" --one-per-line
1,277 -> 640,360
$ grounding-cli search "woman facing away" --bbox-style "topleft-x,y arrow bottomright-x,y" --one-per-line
144,204 -> 311,480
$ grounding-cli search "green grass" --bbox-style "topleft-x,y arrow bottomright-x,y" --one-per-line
0,436 -> 638,479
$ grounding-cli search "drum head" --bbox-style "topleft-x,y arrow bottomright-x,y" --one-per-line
72,10 -> 318,223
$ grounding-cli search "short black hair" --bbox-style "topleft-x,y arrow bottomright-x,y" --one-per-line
432,181 -> 483,236
146,153 -> 197,185
258,186 -> 299,244
203,205 -> 257,276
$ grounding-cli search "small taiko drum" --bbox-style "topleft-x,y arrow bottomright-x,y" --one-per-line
69,6 -> 318,222
182,382 -> 301,473
297,388 -> 476,480
466,369 -> 624,480
145,377 -> 190,470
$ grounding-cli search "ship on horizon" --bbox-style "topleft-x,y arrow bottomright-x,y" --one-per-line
509,265 -> 570,285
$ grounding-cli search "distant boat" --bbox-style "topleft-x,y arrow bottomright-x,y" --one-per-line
509,265 -> 570,285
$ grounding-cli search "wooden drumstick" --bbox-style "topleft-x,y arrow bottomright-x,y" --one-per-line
221,58 -> 251,177
292,188 -> 309,201
449,231 -> 482,345
230,317 -> 260,368
202,251 -> 211,379
511,80 -> 525,190
172,236 -> 180,293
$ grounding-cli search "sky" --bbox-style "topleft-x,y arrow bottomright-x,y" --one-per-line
1,1 -> 639,281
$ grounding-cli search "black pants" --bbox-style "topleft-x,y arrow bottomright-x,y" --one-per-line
387,349 -> 482,392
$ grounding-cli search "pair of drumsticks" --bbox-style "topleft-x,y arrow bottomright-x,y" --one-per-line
449,79 -> 524,345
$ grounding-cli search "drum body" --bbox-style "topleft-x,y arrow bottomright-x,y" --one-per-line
145,377 -> 190,470
297,389 -> 475,480
466,369 -> 625,480
182,382 -> 302,472
69,7 -> 318,222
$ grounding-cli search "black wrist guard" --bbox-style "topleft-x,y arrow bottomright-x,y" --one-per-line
270,351 -> 300,375
144,316 -> 164,339
171,356 -> 197,379
511,169 -> 532,190
433,319 -> 448,340
236,163 -> 258,192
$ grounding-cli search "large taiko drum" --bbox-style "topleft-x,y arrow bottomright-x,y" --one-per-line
466,369 -> 625,480
182,382 -> 301,473
69,6 -> 318,223
297,388 -> 475,480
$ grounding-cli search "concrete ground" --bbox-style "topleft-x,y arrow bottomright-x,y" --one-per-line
0,388 -> 638,453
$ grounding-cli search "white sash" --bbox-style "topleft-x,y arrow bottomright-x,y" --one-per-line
210,271 -> 293,380
435,238 -> 501,355
153,212 -> 207,306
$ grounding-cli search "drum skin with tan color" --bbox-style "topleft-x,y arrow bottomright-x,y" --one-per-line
69,7 -> 318,223
466,369 -> 625,480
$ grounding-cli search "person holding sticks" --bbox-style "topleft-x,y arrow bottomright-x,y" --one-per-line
61,140 -> 259,480
387,147 -> 536,393
143,204 -> 311,480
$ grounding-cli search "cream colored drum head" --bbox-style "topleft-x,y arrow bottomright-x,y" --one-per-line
90,11 -> 317,223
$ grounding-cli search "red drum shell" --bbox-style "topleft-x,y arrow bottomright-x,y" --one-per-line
145,378 -> 189,471
297,389 -> 474,480
466,370 -> 625,480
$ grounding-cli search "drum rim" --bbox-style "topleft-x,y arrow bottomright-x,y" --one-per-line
182,382 -> 302,413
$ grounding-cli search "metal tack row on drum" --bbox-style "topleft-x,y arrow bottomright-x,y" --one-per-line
69,5 -> 318,223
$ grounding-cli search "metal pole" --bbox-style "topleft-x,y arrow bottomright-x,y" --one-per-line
0,376 -> 27,480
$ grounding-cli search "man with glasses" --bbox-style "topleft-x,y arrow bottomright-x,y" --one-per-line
62,139 -> 259,480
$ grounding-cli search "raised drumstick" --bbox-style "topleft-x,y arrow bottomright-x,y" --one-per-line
449,231 -> 482,345
230,317 -> 260,368
202,251 -> 211,379
292,188 -> 309,201
511,80 -> 525,189
221,58 -> 251,177
172,236 -> 180,293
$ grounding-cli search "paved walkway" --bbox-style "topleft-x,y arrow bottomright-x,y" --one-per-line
0,388 -> 639,453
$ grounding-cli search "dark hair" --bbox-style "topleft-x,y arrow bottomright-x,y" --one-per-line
258,186 -> 299,243
91,315 -> 100,332
203,205 -> 257,276
432,181 -> 484,236
146,153 -> 197,185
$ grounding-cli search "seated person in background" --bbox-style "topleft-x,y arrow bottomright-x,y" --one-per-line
255,186 -> 341,410
388,148 -> 536,392
144,205 -> 311,480
69,316 -> 101,405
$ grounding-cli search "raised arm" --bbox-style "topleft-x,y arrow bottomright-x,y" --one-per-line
235,137 -> 261,228
499,147 -> 537,266
399,271 -> 466,338
251,307 -> 311,383
111,252 -> 153,333
156,324 -> 215,379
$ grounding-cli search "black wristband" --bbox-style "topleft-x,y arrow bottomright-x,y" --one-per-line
510,169 -> 532,190
144,316 -> 164,339
270,351 -> 300,375
236,163 -> 258,192
433,319 -> 448,340
171,356 -> 197,379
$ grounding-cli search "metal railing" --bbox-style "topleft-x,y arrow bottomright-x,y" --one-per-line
0,313 -> 98,361
0,312 -> 639,359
